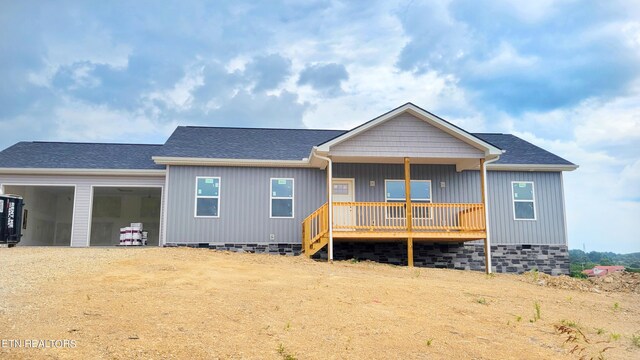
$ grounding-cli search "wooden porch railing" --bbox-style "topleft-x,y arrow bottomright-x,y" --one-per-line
301,202 -> 329,254
332,202 -> 485,232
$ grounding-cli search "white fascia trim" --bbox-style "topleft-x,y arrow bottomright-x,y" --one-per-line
316,103 -> 503,156
487,164 -> 579,172
152,156 -> 311,168
0,168 -> 166,176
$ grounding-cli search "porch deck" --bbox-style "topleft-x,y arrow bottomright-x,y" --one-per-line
302,202 -> 487,255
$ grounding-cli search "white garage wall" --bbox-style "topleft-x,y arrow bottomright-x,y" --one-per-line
0,174 -> 165,247
4,185 -> 74,246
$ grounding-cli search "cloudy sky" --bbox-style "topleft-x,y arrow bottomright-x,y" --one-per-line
2,1 -> 639,252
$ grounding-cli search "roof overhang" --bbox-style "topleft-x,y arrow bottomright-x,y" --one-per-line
152,156 -> 312,168
315,103 -> 504,157
0,168 -> 167,176
487,164 -> 579,172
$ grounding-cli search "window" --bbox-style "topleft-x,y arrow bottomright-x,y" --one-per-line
271,178 -> 294,218
512,181 -> 535,220
385,180 -> 432,218
195,177 -> 220,217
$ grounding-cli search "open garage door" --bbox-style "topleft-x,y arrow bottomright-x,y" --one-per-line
3,185 -> 75,246
90,187 -> 162,246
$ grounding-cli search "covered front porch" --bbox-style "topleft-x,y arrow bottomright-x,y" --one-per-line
302,157 -> 491,272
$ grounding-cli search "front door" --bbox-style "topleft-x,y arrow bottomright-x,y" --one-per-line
332,179 -> 355,229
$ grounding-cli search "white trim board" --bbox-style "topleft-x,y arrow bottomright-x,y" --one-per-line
0,168 -> 166,176
153,157 -> 310,167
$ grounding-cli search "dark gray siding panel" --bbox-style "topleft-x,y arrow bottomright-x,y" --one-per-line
332,164 -> 482,203
487,171 -> 566,245
166,166 -> 326,244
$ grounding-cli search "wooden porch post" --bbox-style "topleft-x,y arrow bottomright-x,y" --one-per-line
404,157 -> 413,267
479,158 -> 489,274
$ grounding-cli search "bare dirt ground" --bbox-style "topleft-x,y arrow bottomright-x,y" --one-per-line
0,248 -> 638,360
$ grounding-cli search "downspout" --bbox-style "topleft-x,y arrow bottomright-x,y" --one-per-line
313,153 -> 333,261
483,156 -> 500,273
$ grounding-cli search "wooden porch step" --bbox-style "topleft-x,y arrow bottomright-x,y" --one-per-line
304,235 -> 329,257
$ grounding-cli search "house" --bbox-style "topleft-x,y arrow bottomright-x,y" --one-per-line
582,266 -> 626,277
0,103 -> 577,275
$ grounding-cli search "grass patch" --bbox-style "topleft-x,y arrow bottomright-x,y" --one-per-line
533,301 -> 541,322
425,338 -> 434,346
277,344 -> 297,360
595,328 -> 606,335
610,333 -> 621,341
561,319 -> 579,328
476,297 -> 488,305
613,302 -> 620,311
632,334 -> 640,348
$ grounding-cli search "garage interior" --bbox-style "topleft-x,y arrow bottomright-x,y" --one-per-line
90,187 -> 162,246
3,185 -> 75,246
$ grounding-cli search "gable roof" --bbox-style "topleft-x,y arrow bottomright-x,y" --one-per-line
315,102 -> 503,157
0,104 -> 577,172
0,142 -> 165,171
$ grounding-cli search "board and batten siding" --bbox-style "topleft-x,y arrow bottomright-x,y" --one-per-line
333,164 -> 482,203
333,164 -> 567,245
0,174 -> 165,247
165,166 -> 327,244
330,113 -> 484,158
487,171 -> 567,246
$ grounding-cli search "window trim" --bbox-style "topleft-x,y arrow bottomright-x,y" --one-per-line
194,176 -> 221,218
384,179 -> 432,220
270,177 -> 295,219
511,181 -> 536,221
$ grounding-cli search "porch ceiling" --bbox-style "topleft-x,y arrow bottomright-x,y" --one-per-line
328,156 -> 482,171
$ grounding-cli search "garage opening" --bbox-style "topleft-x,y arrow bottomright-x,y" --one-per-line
2,185 -> 75,246
90,187 -> 162,246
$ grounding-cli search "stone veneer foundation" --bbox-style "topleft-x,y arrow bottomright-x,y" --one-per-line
313,242 -> 569,275
165,242 -> 569,275
165,243 -> 302,256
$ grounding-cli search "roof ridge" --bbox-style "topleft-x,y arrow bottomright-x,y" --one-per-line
30,141 -> 164,146
182,125 -> 346,131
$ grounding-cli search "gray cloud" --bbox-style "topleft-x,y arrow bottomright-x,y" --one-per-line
244,54 -> 292,92
298,63 -> 349,97
396,1 -> 640,114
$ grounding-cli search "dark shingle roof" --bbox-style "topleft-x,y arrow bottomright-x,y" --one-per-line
0,128 -> 575,170
156,126 -> 347,160
473,133 -> 575,166
0,142 -> 164,170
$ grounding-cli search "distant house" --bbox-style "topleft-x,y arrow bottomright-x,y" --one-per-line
582,266 -> 626,277
0,103 -> 577,275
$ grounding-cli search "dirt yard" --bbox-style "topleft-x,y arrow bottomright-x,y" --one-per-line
0,248 -> 638,359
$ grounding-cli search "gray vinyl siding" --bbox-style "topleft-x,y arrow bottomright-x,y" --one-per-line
0,174 -> 165,247
333,164 -> 482,203
333,164 -> 567,245
487,171 -> 567,245
330,114 -> 484,158
165,166 -> 326,244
